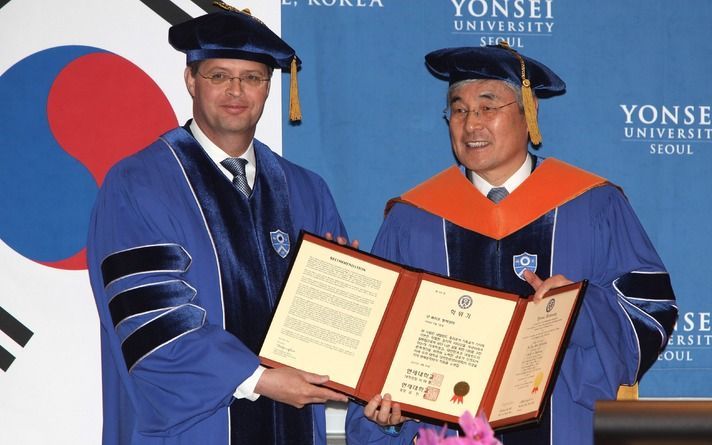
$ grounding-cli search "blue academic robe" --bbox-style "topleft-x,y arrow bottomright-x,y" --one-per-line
346,156 -> 676,445
88,127 -> 347,445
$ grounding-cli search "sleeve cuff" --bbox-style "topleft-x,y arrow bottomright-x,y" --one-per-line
233,365 -> 265,401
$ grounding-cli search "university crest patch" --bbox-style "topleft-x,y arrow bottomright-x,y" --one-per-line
270,230 -> 290,258
513,252 -> 537,280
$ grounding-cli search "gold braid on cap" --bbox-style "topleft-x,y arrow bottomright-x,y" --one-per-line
213,1 -> 265,25
497,41 -> 542,145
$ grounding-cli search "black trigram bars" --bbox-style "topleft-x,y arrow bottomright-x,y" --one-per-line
0,1 -> 220,24
0,305 -> 34,372
137,0 -> 222,26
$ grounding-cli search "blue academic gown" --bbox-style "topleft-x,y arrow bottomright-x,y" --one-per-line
346,156 -> 677,445
87,127 -> 347,445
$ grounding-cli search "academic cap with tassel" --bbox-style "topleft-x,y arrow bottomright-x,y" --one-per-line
169,1 -> 302,121
425,43 -> 565,145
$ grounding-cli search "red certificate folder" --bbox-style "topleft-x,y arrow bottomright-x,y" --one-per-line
259,232 -> 587,430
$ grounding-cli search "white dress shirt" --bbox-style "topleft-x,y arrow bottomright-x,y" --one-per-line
467,153 -> 532,197
190,120 -> 257,189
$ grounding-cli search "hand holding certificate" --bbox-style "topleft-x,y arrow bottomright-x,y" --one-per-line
259,232 -> 587,430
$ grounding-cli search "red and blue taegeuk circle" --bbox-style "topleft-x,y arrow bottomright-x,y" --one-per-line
0,46 -> 178,270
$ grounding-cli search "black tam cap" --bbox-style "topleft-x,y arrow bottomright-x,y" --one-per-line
169,9 -> 299,69
426,43 -> 565,145
169,2 -> 303,120
425,44 -> 565,98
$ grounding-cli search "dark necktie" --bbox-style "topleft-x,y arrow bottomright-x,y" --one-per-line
221,157 -> 252,197
487,186 -> 509,203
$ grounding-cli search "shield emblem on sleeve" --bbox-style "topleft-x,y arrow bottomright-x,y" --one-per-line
513,252 -> 537,280
270,230 -> 290,258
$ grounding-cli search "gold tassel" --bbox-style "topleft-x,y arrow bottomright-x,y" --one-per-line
289,57 -> 302,122
616,383 -> 639,401
498,42 -> 542,145
521,79 -> 541,145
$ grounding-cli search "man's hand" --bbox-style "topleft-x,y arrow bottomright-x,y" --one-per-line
362,393 -> 410,426
255,367 -> 348,408
522,270 -> 572,302
324,232 -> 360,250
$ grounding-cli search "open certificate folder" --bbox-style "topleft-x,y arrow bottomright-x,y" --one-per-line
259,232 -> 587,430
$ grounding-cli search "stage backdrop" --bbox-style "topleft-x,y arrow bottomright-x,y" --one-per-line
0,0 -> 710,444
281,0 -> 712,400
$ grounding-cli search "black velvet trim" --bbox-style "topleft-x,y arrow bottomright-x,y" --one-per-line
446,208 -> 555,444
101,244 -> 191,288
109,280 -> 197,328
615,272 -> 678,379
625,305 -> 665,380
614,272 -> 675,301
446,210 -> 555,294
161,128 -> 313,445
162,129 -> 296,352
121,304 -> 205,372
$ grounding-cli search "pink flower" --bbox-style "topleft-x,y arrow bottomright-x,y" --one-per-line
416,411 -> 501,445
459,411 -> 499,444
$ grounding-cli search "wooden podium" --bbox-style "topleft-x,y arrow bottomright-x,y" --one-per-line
594,399 -> 712,445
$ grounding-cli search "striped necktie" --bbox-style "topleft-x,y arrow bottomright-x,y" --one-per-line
221,157 -> 251,197
486,186 -> 509,203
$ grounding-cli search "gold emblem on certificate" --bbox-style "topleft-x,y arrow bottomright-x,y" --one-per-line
532,372 -> 544,394
450,381 -> 470,404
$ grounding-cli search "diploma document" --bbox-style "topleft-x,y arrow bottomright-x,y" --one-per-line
259,232 -> 587,430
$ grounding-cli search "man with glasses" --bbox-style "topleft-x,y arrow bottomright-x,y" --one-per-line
345,44 -> 677,445
87,5 -> 349,445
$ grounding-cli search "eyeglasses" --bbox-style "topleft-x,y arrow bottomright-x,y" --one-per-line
445,101 -> 517,123
198,72 -> 270,88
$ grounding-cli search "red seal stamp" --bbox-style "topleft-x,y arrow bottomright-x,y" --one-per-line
450,381 -> 470,404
